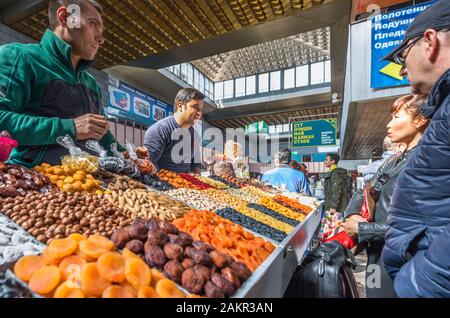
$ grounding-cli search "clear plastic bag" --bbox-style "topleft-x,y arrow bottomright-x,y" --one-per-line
85,140 -> 125,173
56,135 -> 98,173
125,140 -> 156,175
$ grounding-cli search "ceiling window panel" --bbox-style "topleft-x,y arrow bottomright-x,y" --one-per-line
270,71 -> 281,91
235,77 -> 246,97
214,82 -> 224,101
311,61 -> 325,85
296,65 -> 309,87
324,60 -> 331,83
223,80 -> 234,99
284,68 -> 295,89
258,73 -> 269,93
246,76 -> 256,95
187,64 -> 194,86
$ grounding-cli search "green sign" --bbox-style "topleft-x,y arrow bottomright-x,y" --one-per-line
245,121 -> 268,134
291,119 -> 337,148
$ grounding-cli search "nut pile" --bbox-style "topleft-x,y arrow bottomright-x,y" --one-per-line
104,190 -> 191,221
111,219 -> 252,298
202,189 -> 248,207
0,163 -> 52,197
216,208 -> 287,243
259,197 -> 305,222
34,163 -> 102,194
225,188 -> 261,204
195,176 -> 228,189
107,175 -> 146,191
241,186 -> 276,199
173,210 -> 275,272
0,214 -> 45,265
13,234 -> 186,298
0,192 -> 132,244
165,189 -> 227,211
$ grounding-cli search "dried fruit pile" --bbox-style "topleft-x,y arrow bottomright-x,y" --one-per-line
273,195 -> 314,215
259,197 -> 306,222
157,170 -> 202,190
13,234 -> 185,298
195,176 -> 229,189
173,210 -> 275,272
111,219 -> 251,298
0,163 -> 52,197
178,173 -> 213,190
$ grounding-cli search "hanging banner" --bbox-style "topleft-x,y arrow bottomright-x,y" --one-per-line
107,78 -> 173,126
371,0 -> 436,89
291,119 -> 337,148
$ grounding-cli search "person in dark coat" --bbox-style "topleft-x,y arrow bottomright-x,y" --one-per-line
381,0 -> 450,297
342,95 -> 429,298
323,153 -> 349,213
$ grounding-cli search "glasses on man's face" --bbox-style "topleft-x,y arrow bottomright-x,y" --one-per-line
392,36 -> 423,67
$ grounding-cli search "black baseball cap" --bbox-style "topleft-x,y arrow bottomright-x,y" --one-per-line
383,0 -> 450,62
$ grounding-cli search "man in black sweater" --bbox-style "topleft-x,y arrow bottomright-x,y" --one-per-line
144,88 -> 203,173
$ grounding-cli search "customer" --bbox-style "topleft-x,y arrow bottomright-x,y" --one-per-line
299,163 -> 308,176
381,0 -> 450,297
0,0 -> 124,167
323,153 -> 349,213
289,160 -> 299,170
144,88 -> 203,173
261,148 -> 311,195
362,137 -> 400,183
342,94 -> 429,298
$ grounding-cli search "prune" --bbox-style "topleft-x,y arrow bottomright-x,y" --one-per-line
163,242 -> 183,260
125,239 -> 144,254
181,268 -> 206,295
221,267 -> 241,288
163,260 -> 184,283
209,250 -> 232,269
147,228 -> 169,246
192,241 -> 214,252
192,264 -> 211,281
145,219 -> 160,231
211,273 -> 235,297
127,221 -> 148,241
204,281 -> 225,298
229,262 -> 252,281
181,258 -> 195,270
158,221 -> 178,235
144,242 -> 167,269
186,248 -> 213,266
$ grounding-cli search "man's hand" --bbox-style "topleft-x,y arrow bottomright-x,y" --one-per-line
73,114 -> 109,141
341,215 -> 365,238
0,131 -> 11,138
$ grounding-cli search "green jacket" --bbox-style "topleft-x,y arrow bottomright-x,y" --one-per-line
324,167 -> 349,212
0,29 -> 123,167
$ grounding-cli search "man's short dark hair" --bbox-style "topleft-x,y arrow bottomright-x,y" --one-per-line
174,88 -> 205,111
48,0 -> 103,30
301,163 -> 307,170
327,153 -> 340,164
275,148 -> 292,165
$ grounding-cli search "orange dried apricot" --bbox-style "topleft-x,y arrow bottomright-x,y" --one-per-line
155,279 -> 185,298
137,286 -> 159,298
53,282 -> 85,298
59,255 -> 87,280
46,238 -> 78,259
102,285 -> 135,298
124,258 -> 151,290
97,252 -> 126,283
150,268 -> 165,290
29,265 -> 61,295
68,233 -> 87,242
80,263 -> 111,297
79,239 -> 111,259
13,255 -> 46,282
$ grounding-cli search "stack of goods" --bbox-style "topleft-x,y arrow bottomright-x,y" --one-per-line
208,175 -> 240,188
106,175 -> 146,191
0,192 -> 132,244
241,185 -> 276,198
141,174 -> 174,191
318,211 -> 344,241
173,210 -> 275,272
111,219 -> 251,298
259,197 -> 306,222
0,214 -> 44,265
225,188 -> 261,204
273,195 -> 314,215
178,173 -> 213,190
216,208 -> 287,243
0,163 -> 53,197
202,189 -> 293,237
247,204 -> 300,227
195,176 -> 228,189
35,163 -> 102,194
165,189 -> 227,211
13,234 -> 186,298
157,170 -> 202,190
61,154 -> 98,174
104,190 -> 191,221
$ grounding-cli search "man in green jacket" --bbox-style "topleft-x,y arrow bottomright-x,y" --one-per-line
0,0 -> 124,167
324,153 -> 349,213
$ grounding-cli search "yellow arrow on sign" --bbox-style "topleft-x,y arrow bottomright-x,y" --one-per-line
380,62 -> 404,81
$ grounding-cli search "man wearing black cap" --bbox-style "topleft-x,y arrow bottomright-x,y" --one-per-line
382,0 -> 450,297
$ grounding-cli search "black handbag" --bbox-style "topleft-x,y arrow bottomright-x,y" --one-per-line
284,241 -> 360,298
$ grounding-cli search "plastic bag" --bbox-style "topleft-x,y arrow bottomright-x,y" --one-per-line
86,140 -> 125,173
57,135 -> 98,173
111,142 -> 125,161
125,140 -> 156,175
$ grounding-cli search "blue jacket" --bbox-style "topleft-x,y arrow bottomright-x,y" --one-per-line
382,68 -> 450,298
261,165 -> 311,195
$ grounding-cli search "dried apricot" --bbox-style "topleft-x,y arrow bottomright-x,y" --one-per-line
155,279 -> 185,298
29,266 -> 61,295
68,233 -> 87,242
80,263 -> 111,297
124,258 -> 151,289
13,255 -> 46,282
102,285 -> 135,298
137,286 -> 159,298
150,268 -> 165,289
97,252 -> 125,283
54,282 -> 85,298
46,238 -> 78,259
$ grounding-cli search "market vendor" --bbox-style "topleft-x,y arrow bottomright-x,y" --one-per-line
144,88 -> 203,174
0,0 -> 124,167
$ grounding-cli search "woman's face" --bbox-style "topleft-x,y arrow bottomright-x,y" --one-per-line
386,108 -> 418,144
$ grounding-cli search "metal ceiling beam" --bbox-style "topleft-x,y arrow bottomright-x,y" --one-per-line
127,0 -> 351,69
1,0 -> 46,25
